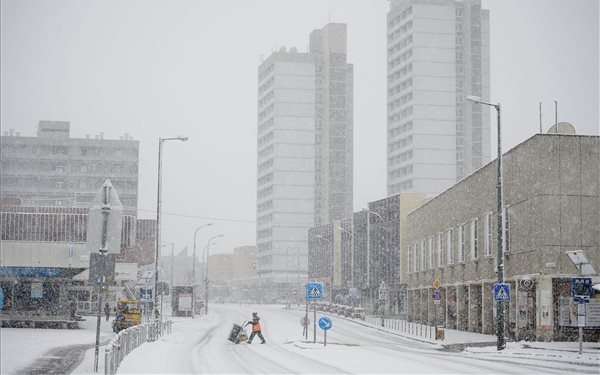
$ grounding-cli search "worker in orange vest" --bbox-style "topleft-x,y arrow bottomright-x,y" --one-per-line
244,312 -> 266,344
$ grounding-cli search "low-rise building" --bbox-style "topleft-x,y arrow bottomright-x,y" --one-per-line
405,134 -> 599,341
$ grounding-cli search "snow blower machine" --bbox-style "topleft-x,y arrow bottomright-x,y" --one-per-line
227,321 -> 249,344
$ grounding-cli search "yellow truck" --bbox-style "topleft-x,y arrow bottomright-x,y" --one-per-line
112,299 -> 141,333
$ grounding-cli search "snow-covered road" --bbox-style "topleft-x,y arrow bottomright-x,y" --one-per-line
115,304 -> 598,374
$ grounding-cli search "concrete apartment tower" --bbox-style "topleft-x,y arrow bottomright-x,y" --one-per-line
386,0 -> 491,196
256,23 -> 353,301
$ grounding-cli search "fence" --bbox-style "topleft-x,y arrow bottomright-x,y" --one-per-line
364,315 -> 443,340
104,320 -> 172,375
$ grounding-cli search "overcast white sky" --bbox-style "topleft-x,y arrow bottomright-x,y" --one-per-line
1,0 -> 598,256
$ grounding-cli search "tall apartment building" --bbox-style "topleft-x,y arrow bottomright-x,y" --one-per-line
1,121 -> 139,215
256,23 -> 353,301
387,0 -> 491,196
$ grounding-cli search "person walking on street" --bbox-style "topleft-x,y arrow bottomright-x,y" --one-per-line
104,302 -> 111,321
244,312 -> 266,344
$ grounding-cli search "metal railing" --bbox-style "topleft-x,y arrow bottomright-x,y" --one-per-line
104,320 -> 172,375
364,315 -> 443,340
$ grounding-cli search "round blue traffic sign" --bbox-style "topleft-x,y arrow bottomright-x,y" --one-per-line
319,316 -> 332,331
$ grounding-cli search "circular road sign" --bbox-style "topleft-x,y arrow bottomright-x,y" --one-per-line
319,316 -> 333,331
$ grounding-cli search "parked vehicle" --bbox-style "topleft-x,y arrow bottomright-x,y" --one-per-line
352,307 -> 366,320
112,299 -> 141,333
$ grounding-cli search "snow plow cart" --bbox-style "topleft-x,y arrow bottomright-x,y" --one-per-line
227,322 -> 248,344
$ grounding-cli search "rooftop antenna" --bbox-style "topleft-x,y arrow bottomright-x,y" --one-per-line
539,102 -> 542,133
554,100 -> 558,133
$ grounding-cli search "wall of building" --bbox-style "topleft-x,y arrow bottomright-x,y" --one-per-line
405,134 -> 600,340
386,0 -> 491,196
0,121 -> 139,215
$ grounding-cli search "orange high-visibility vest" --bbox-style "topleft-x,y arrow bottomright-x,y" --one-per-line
252,317 -> 262,332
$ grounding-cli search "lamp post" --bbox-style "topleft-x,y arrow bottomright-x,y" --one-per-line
155,136 -> 188,318
466,95 -> 505,351
204,234 -> 223,315
316,234 -> 333,302
362,208 -> 385,309
337,226 -> 354,295
192,223 -> 214,318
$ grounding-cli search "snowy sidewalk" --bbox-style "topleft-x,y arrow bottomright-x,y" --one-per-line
357,318 -> 599,368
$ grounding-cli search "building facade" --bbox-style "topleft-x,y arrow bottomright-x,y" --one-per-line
386,0 -> 491,196
256,23 -> 353,302
405,134 -> 600,341
307,193 -> 426,313
1,121 -> 139,215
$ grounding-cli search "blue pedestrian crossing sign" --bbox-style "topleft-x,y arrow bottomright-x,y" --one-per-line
494,283 -> 511,301
307,282 -> 324,299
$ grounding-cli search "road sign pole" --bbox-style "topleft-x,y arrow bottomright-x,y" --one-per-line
305,297 -> 309,340
313,302 -> 317,344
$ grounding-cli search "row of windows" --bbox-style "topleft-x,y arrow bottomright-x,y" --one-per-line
388,164 -> 413,179
258,131 -> 274,147
257,228 -> 272,239
258,90 -> 274,108
258,159 -> 273,173
389,179 -> 413,194
257,241 -> 272,253
258,145 -> 274,159
1,212 -> 135,246
258,103 -> 274,122
257,199 -> 273,212
1,144 -> 137,158
257,186 -> 273,199
388,6 -> 412,28
0,212 -> 88,242
257,172 -> 273,186
388,135 -> 413,154
408,210 -> 511,273
388,149 -> 413,167
2,161 -> 137,174
388,105 -> 413,123
388,77 -> 413,97
388,34 -> 413,51
388,120 -> 413,139
388,92 -> 413,111
388,62 -> 413,85
388,19 -> 412,41
258,118 -> 274,135
258,77 -> 274,96
257,213 -> 273,226
388,49 -> 413,70
258,64 -> 274,81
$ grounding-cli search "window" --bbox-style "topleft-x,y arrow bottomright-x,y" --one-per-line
420,240 -> 425,271
504,206 -> 511,253
471,218 -> 478,260
407,244 -> 412,273
484,213 -> 492,256
458,224 -> 465,262
436,233 -> 443,267
447,229 -> 454,265
427,237 -> 433,269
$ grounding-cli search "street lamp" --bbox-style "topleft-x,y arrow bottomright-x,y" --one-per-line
466,95 -> 505,351
362,208 -> 386,307
362,208 -> 383,222
337,226 -> 354,295
204,234 -> 224,315
316,234 -> 333,302
155,136 -> 188,318
192,223 -> 214,318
